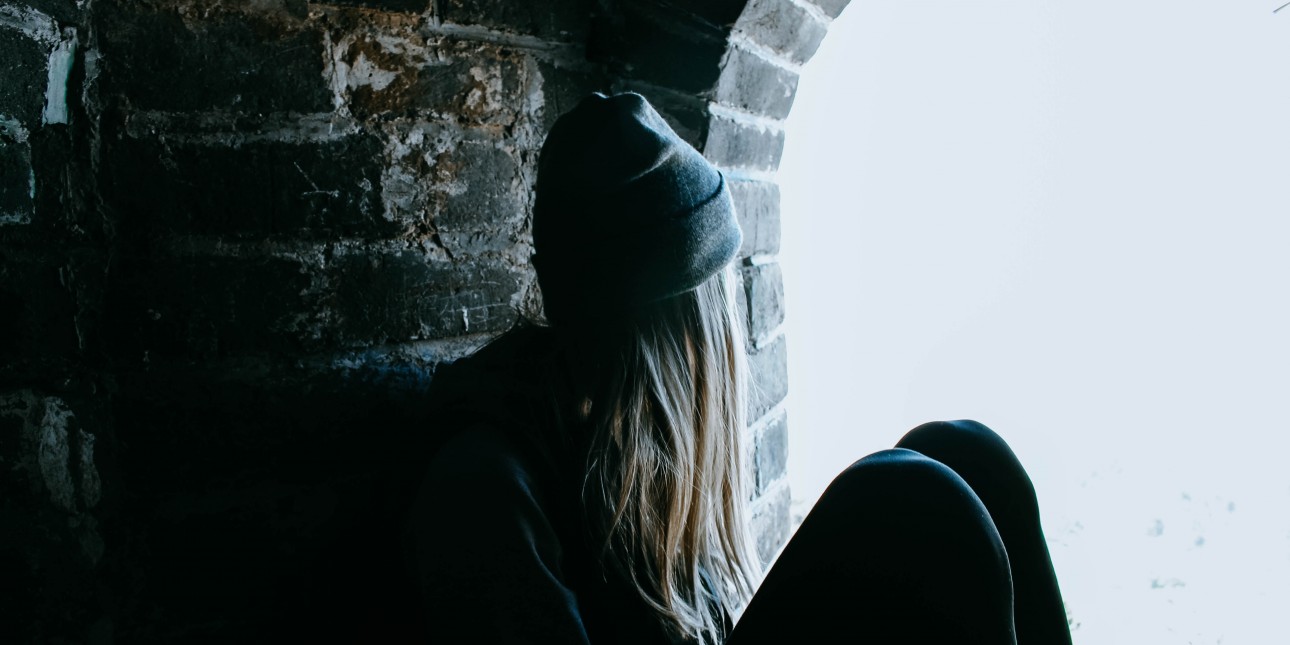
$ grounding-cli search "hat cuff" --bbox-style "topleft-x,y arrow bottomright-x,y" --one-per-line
537,174 -> 742,324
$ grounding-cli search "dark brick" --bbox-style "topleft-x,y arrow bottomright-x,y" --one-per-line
104,250 -> 316,360
741,261 -> 784,344
21,0 -> 82,24
438,0 -> 592,41
413,41 -> 527,126
649,0 -> 746,26
432,139 -> 526,256
0,29 -> 48,128
96,3 -> 330,113
607,3 -> 725,93
735,0 -> 829,64
704,114 -> 785,172
730,179 -> 780,257
0,122 -> 34,225
754,413 -> 788,494
715,45 -> 799,120
340,33 -> 531,125
105,134 -> 389,239
535,61 -> 608,132
749,332 -> 787,419
0,250 -> 81,361
331,248 -> 523,344
326,0 -> 429,12
0,390 -> 105,643
807,0 -> 851,19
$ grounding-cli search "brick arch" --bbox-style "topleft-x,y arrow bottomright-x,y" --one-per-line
587,0 -> 851,557
1,0 -> 848,639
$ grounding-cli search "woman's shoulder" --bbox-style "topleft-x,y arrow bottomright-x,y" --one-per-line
421,322 -> 575,501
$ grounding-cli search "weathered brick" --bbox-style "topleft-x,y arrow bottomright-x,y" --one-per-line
741,261 -> 784,344
704,114 -> 785,172
806,0 -> 851,19
21,0 -> 82,24
673,0 -> 747,26
326,0 -> 429,12
535,61 -> 607,132
419,43 -> 530,126
0,250 -> 81,361
431,139 -> 526,256
96,3 -> 330,113
748,332 -> 787,419
715,45 -> 799,120
104,251 -> 316,360
750,483 -> 791,565
754,413 -> 788,494
0,28 -> 48,129
0,389 -> 105,642
735,0 -> 829,65
105,134 -> 389,239
730,178 -> 780,257
338,33 -> 530,126
437,0 -> 592,41
606,3 -> 725,93
331,248 -> 524,345
0,119 -> 35,225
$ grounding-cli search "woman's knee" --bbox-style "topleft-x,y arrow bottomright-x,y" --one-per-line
797,449 -> 1014,624
819,448 -> 1004,542
897,419 -> 1040,521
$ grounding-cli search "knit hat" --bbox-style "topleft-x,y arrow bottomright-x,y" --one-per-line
532,92 -> 742,324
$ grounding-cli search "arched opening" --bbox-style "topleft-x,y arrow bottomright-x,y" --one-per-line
780,2 -> 1290,642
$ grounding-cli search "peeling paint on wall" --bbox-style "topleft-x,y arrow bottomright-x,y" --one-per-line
42,28 -> 76,125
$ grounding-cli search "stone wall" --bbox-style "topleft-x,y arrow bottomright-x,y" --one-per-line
0,0 -> 846,640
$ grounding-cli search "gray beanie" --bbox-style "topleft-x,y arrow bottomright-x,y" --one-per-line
532,92 -> 742,324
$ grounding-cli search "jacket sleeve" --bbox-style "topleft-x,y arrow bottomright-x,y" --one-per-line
410,425 -> 592,645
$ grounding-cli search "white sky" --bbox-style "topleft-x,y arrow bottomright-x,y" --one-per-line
778,2 -> 1290,643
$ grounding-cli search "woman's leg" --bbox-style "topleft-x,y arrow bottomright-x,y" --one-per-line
896,420 -> 1071,645
728,448 -> 1017,645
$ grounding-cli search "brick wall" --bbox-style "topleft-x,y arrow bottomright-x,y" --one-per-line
0,0 -> 846,640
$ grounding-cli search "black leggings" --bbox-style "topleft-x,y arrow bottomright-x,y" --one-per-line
728,420 -> 1071,645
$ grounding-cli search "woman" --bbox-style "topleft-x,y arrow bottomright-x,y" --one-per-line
410,93 -> 1070,645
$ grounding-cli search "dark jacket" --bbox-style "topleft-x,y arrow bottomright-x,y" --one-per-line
408,325 -> 700,644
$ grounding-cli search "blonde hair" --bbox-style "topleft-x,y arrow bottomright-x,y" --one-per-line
566,266 -> 762,644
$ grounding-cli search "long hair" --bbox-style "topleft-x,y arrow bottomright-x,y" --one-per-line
562,265 -> 762,644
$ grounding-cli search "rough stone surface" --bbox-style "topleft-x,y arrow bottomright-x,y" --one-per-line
437,0 -> 593,41
601,2 -> 726,93
705,113 -> 786,171
731,178 -> 781,257
105,133 -> 390,239
0,0 -> 825,638
0,390 -> 106,644
0,29 -> 48,128
749,332 -> 788,420
741,261 -> 785,346
715,44 -> 799,119
754,413 -> 788,494
806,0 -> 851,19
735,0 -> 828,65
328,0 -> 428,12
0,250 -> 82,361
95,2 -> 331,114
750,482 -> 791,565
0,119 -> 35,225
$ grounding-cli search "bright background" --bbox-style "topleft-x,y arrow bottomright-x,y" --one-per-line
778,1 -> 1290,643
